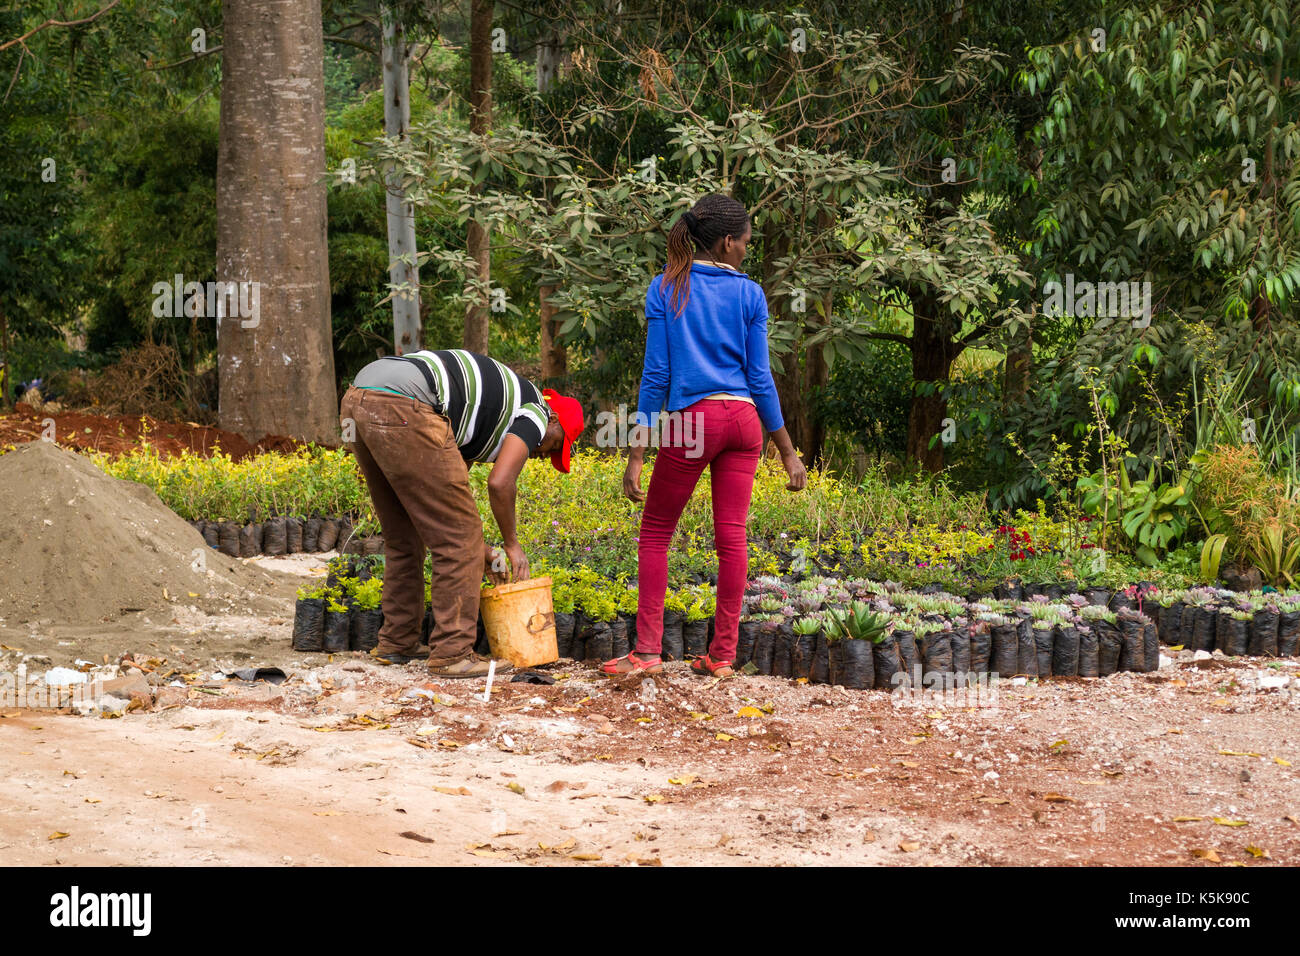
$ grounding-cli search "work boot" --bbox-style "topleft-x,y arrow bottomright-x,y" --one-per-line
370,646 -> 422,666
426,651 -> 513,680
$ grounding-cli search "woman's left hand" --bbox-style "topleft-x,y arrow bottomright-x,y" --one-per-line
623,457 -> 646,503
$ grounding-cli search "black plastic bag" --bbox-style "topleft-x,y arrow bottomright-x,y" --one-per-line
837,640 -> 874,690
201,522 -> 220,549
217,520 -> 241,557
947,627 -> 971,677
323,608 -> 351,652
1277,609 -> 1300,656
792,632 -> 817,680
990,622 -> 1018,677
1077,625 -> 1100,677
1191,606 -> 1217,652
684,619 -> 709,658
473,614 -> 491,656
262,516 -> 288,556
420,606 -> 433,645
349,608 -> 383,652
571,610 -> 591,661
1096,620 -> 1122,675
291,597 -> 325,652
1143,617 -> 1160,671
554,612 -> 575,658
1223,614 -> 1250,657
661,610 -> 686,661
1117,612 -> 1145,671
1110,590 -> 1136,612
1016,617 -> 1039,677
735,621 -> 758,669
1044,583 -> 1064,600
237,521 -> 263,558
1084,587 -> 1110,607
872,637 -> 903,691
968,623 -> 992,675
337,516 -> 355,553
810,632 -> 831,684
771,622 -> 795,678
610,617 -> 630,659
827,641 -> 843,685
894,630 -> 918,688
1033,624 -> 1054,677
752,621 -> 778,674
996,580 -> 1023,602
285,517 -> 303,553
586,619 -> 614,663
1212,608 -> 1232,654
1157,602 -> 1183,646
303,516 -> 322,552
316,518 -> 340,552
921,630 -> 953,685
1248,608 -> 1280,657
1051,623 -> 1079,677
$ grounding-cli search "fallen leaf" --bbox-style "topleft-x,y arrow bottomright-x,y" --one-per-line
1172,816 -> 1203,823
1190,848 -> 1221,862
1049,739 -> 1068,750
1274,757 -> 1291,767
977,797 -> 1010,805
414,726 -> 439,736
1245,845 -> 1270,858
644,794 -> 665,804
1219,750 -> 1263,757
506,782 -> 526,795
1284,815 -> 1299,825
896,760 -> 919,769
207,731 -> 225,742
83,798 -> 100,804
715,733 -> 734,742
49,832 -> 69,840
569,853 -> 602,861
688,711 -> 712,721
539,838 -> 576,851
634,716 -> 653,723
594,754 -> 612,760
737,706 -> 764,718
400,831 -> 435,844
434,787 -> 472,796
1212,818 -> 1249,827
313,811 -> 343,816
1043,792 -> 1075,803
899,841 -> 921,852
439,739 -> 460,749
668,774 -> 697,786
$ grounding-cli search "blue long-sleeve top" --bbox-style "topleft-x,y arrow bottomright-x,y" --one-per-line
635,262 -> 785,432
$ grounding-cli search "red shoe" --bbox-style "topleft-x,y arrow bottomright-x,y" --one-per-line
690,654 -> 735,678
601,652 -> 664,676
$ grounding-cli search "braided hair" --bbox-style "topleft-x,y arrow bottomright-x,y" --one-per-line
661,193 -> 751,316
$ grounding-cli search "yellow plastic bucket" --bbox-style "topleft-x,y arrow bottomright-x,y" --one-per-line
479,576 -> 558,668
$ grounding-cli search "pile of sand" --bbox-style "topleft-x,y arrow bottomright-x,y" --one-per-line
0,441 -> 284,626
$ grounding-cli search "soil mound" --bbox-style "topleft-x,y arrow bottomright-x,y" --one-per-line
0,441 -> 284,626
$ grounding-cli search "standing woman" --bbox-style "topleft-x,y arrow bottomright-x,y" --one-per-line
604,193 -> 806,678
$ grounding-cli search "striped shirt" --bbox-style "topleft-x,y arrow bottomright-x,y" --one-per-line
352,350 -> 548,463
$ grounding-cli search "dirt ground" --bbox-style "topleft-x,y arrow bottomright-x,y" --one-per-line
2,553 -> 1298,867
0,402 -> 312,459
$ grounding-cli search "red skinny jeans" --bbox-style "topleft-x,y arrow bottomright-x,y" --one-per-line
635,399 -> 762,663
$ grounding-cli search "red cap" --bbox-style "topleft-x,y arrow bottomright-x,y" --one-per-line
542,389 -> 584,473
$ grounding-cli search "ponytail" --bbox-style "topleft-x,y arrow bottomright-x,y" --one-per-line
659,194 -> 751,317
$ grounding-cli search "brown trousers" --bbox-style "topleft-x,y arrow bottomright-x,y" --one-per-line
340,386 -> 484,665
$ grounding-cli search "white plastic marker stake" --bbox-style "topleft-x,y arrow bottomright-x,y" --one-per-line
479,660 -> 497,703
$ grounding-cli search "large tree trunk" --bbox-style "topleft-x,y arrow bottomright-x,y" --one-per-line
381,3 -> 421,354
216,0 -> 336,444
539,285 -> 566,380
463,0 -> 492,354
905,288 -> 954,472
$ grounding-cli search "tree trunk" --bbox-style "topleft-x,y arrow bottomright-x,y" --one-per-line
905,289 -> 954,472
216,0 -> 336,444
1003,307 -> 1032,407
539,285 -> 566,380
463,0 -> 493,354
381,3 -> 421,354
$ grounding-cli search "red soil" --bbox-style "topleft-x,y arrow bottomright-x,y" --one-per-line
0,403 -> 320,460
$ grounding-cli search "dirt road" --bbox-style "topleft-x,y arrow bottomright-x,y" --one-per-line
2,558 -> 1298,867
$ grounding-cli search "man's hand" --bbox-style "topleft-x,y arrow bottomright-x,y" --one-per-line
504,541 -> 530,582
484,545 -> 509,585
